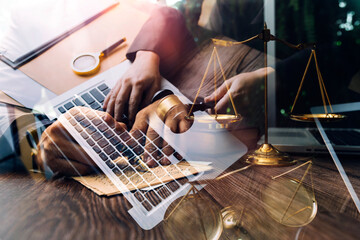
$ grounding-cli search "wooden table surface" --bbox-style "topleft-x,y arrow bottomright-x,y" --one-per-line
1,157 -> 359,239
1,39 -> 359,240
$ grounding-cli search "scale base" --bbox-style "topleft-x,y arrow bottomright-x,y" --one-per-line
289,113 -> 346,122
245,144 -> 296,166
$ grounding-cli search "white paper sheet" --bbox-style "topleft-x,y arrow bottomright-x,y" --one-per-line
0,0 -> 118,62
0,61 -> 56,109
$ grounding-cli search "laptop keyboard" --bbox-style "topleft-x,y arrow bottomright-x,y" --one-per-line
57,83 -> 110,114
56,83 -> 194,213
309,129 -> 360,146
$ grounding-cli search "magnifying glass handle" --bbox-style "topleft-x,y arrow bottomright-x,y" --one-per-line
102,37 -> 127,57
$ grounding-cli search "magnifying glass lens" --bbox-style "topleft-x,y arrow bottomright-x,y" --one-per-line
73,54 -> 97,71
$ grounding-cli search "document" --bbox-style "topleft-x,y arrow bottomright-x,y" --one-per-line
0,0 -> 118,68
0,61 -> 56,109
73,162 -> 213,196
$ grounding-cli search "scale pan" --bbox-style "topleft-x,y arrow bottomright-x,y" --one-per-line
289,113 -> 346,122
185,114 -> 242,124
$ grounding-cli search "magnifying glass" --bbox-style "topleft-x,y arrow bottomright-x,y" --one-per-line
71,37 -> 126,76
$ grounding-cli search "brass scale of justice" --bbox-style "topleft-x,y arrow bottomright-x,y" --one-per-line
163,159 -> 317,240
185,23 -> 346,166
163,24 -> 335,239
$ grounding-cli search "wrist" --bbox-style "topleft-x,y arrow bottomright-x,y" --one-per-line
151,89 -> 174,103
135,51 -> 160,65
156,94 -> 183,121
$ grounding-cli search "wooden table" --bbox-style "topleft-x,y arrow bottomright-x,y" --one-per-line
1,157 -> 359,239
1,39 -> 359,240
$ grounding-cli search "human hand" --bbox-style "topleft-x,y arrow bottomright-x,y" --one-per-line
103,50 -> 161,124
204,67 -> 274,117
130,96 -> 192,167
35,107 -> 127,176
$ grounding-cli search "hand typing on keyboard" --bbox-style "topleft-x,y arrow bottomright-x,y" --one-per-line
131,97 -> 192,167
35,107 -> 127,176
103,51 -> 161,124
36,98 -> 191,175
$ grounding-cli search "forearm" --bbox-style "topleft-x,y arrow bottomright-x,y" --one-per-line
126,6 -> 196,76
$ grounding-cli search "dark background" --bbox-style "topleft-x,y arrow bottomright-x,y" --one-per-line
174,0 -> 360,128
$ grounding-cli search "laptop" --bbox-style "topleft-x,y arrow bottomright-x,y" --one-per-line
259,0 -> 360,155
260,102 -> 360,155
34,60 -> 248,229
